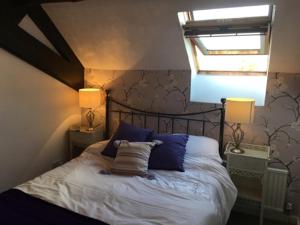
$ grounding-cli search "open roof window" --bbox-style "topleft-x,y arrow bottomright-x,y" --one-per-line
192,5 -> 270,20
180,5 -> 274,74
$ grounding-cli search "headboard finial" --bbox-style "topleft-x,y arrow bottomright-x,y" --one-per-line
105,89 -> 111,97
221,98 -> 226,107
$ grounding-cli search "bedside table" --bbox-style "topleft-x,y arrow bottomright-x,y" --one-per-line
225,142 -> 270,225
68,127 -> 103,160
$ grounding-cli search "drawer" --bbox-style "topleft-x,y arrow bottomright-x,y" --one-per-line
227,154 -> 267,174
70,132 -> 94,143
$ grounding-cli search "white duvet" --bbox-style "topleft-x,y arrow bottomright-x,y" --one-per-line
17,136 -> 237,225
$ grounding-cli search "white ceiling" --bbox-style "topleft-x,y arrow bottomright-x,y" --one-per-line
43,0 -> 300,73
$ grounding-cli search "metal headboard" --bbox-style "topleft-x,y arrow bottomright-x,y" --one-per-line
104,90 -> 226,158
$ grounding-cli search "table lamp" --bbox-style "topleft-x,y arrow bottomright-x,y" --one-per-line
79,88 -> 101,131
225,98 -> 255,153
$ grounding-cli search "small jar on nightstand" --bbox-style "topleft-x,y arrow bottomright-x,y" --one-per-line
68,127 -> 104,160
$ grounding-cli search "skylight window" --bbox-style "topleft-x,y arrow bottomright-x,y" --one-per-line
199,35 -> 261,51
181,4 -> 273,74
193,5 -> 270,21
195,47 -> 269,72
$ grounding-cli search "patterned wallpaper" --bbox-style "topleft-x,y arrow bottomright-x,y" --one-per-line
85,69 -> 300,216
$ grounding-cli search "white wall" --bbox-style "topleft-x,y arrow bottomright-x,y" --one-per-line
43,0 -> 300,73
0,48 -> 80,191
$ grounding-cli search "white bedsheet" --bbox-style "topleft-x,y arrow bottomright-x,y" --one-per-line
17,138 -> 237,225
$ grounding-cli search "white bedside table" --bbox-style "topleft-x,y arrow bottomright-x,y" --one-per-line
225,142 -> 270,225
68,127 -> 104,160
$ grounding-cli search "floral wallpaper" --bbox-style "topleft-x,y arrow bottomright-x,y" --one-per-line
85,69 -> 300,216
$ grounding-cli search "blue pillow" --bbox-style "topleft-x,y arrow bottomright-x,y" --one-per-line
102,121 -> 153,158
148,134 -> 188,172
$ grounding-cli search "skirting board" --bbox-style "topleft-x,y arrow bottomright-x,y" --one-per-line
234,198 -> 299,225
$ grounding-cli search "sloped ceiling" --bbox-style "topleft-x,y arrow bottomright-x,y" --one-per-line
43,0 -> 300,73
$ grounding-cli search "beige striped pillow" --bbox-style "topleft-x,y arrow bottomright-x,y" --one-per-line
111,140 -> 159,176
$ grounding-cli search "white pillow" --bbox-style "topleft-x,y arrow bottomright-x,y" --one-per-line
83,140 -> 109,156
185,135 -> 221,162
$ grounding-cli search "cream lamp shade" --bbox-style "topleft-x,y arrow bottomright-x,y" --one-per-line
79,88 -> 101,108
225,98 -> 255,124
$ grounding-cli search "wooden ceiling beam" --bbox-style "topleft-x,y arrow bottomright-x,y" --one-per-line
0,0 -> 84,90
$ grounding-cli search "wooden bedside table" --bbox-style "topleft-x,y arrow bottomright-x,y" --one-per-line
225,142 -> 270,225
68,127 -> 103,160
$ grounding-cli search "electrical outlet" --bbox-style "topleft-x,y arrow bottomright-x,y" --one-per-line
52,160 -> 64,169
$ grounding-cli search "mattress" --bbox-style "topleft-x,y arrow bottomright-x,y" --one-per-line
16,135 -> 237,225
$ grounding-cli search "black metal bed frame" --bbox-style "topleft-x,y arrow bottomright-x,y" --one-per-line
104,90 -> 226,158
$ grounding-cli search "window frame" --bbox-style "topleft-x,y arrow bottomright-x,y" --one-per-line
191,33 -> 268,56
182,5 -> 274,74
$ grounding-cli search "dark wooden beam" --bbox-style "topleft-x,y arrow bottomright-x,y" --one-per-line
0,26 -> 84,89
0,1 -> 84,90
28,5 -> 82,64
0,2 -> 29,25
14,0 -> 84,4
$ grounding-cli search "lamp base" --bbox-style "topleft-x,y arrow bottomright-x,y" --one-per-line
230,147 -> 245,154
86,109 -> 95,131
87,127 -> 94,132
230,123 -> 245,154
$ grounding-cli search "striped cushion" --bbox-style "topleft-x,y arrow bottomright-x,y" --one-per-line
111,140 -> 157,176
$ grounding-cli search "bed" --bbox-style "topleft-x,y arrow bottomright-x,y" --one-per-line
0,91 -> 237,225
